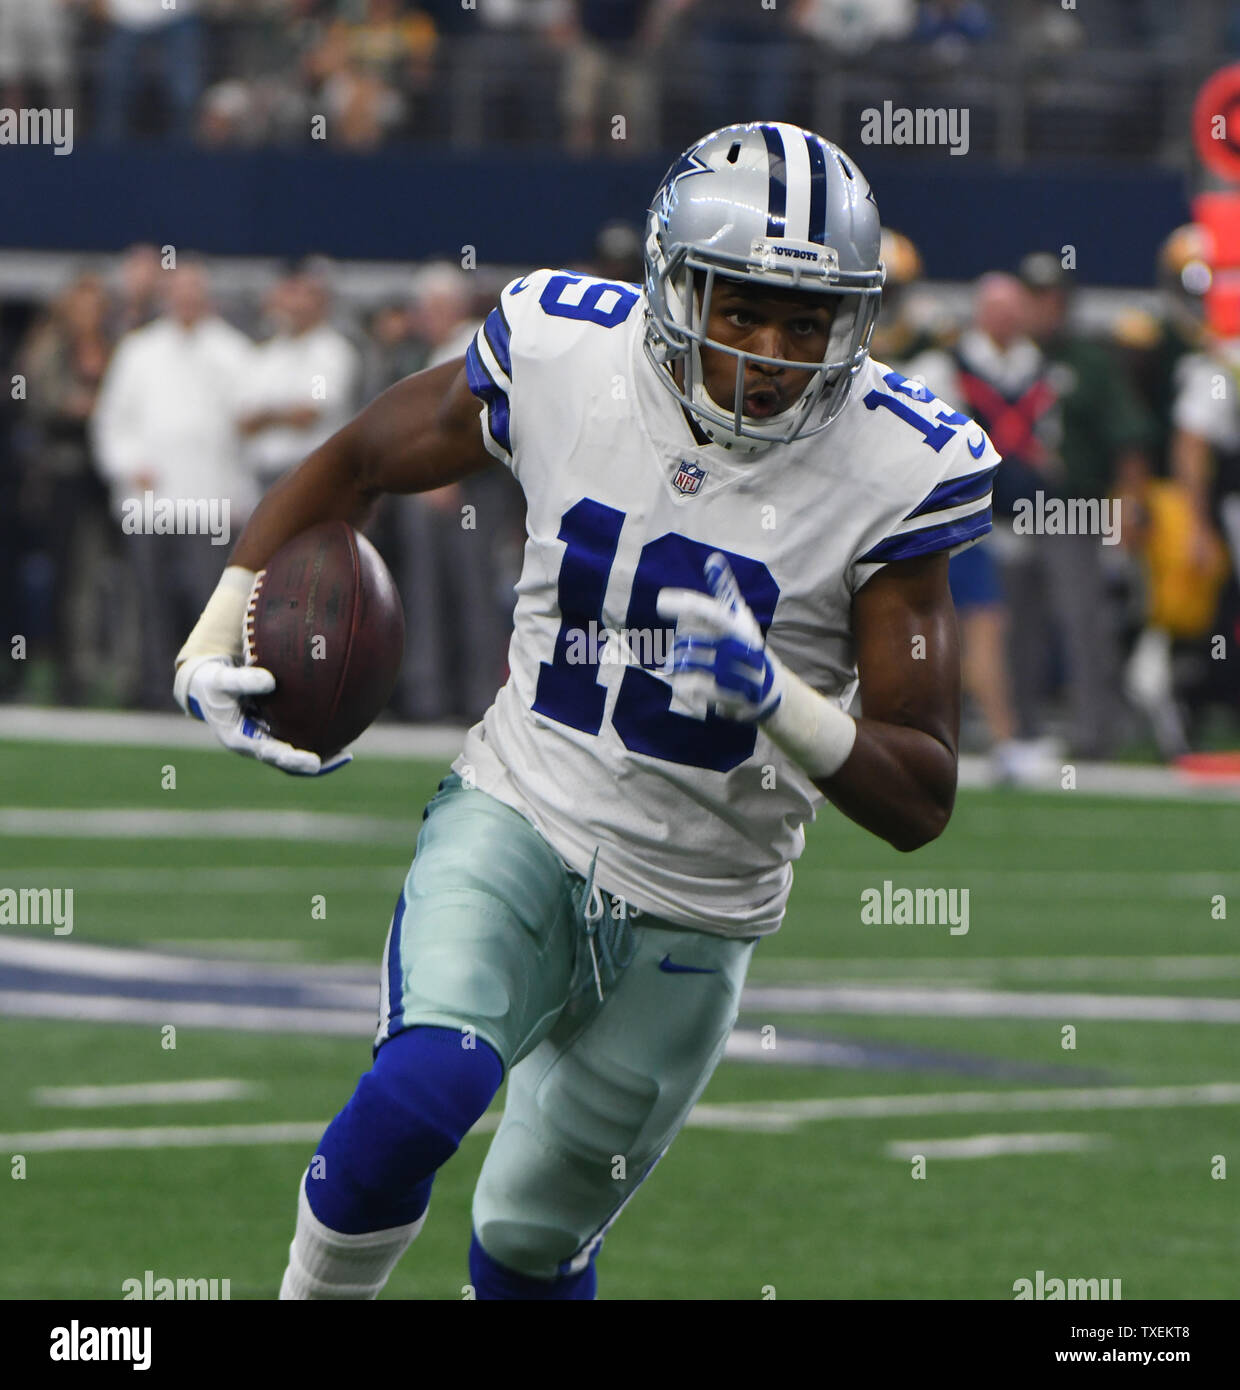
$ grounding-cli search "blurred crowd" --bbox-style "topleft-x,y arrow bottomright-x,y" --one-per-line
0,227 -> 648,724
0,0 -> 1230,158
2,221 -> 1239,771
872,225 -> 1240,776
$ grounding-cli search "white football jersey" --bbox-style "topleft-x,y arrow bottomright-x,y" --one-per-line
452,269 -> 998,938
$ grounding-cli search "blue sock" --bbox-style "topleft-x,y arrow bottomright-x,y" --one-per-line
306,1025 -> 503,1234
469,1231 -> 598,1301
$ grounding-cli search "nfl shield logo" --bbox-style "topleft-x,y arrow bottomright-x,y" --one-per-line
673,461 -> 706,495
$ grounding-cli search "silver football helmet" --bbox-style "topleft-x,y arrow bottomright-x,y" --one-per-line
643,121 -> 884,455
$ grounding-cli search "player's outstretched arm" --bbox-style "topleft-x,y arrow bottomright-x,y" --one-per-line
174,359 -> 493,771
816,551 -> 960,851
230,358 -> 493,571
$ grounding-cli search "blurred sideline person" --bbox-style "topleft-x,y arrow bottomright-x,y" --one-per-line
95,0 -> 205,143
877,243 -> 1043,784
554,1 -> 677,154
1168,315 -> 1240,727
13,271 -> 114,705
395,262 -> 523,722
949,272 -> 1064,770
239,259 -> 361,494
91,259 -> 254,709
1018,252 -> 1153,760
1115,225 -> 1228,755
107,243 -> 164,340
0,0 -> 75,111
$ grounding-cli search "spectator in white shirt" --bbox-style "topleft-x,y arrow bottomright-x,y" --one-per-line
91,258 -> 254,707
239,260 -> 361,492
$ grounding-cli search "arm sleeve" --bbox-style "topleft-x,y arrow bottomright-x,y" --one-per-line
850,433 -> 999,591
464,288 -> 518,469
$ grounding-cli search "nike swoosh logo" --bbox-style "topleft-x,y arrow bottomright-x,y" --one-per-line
509,275 -> 530,295
658,953 -> 718,975
967,433 -> 987,458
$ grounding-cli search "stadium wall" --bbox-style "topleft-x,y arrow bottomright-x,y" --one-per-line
4,147 -> 1190,286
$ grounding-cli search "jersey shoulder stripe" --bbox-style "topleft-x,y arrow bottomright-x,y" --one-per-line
858,504 -> 992,564
906,462 -> 999,520
847,362 -> 1001,576
465,332 -> 511,460
466,268 -> 642,470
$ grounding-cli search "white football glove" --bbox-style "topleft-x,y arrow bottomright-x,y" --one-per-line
173,567 -> 351,776
173,654 -> 352,776
655,552 -> 785,724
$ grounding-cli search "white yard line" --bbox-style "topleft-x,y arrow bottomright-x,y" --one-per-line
753,955 -> 1240,981
0,705 -> 466,760
0,1114 -> 501,1153
3,1083 -> 1236,1151
0,808 -> 416,842
4,705 -> 1239,800
742,984 -> 1240,1023
3,868 -> 405,892
0,935 -> 373,990
883,1132 -> 1106,1160
0,991 -> 373,1034
32,1080 -> 262,1108
688,1081 -> 1240,1132
797,868 -> 1240,895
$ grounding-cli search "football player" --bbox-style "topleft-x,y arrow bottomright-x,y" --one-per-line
174,122 -> 998,1300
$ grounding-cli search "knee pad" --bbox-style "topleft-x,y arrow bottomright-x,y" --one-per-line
307,1026 -> 503,1234
469,1230 -> 597,1301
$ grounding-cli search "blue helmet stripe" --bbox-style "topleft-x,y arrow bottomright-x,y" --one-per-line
759,123 -> 787,237
805,133 -> 828,244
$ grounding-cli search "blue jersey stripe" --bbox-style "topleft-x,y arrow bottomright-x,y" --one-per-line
760,123 -> 787,237
805,133 -> 828,244
483,306 -> 512,378
906,464 -> 998,520
465,338 -> 512,455
859,507 -> 992,564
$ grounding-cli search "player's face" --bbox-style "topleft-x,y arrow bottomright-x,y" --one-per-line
698,279 -> 839,421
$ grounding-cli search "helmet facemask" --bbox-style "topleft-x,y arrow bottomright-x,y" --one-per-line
644,230 -> 883,455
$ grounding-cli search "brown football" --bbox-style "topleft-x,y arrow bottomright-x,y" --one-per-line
243,521 -> 405,759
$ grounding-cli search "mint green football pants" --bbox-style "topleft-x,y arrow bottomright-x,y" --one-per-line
375,773 -> 757,1281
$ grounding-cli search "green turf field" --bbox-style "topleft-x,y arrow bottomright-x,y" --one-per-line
2,736 -> 1238,1299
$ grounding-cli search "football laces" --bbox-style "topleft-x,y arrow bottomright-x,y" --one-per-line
242,569 -> 267,668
